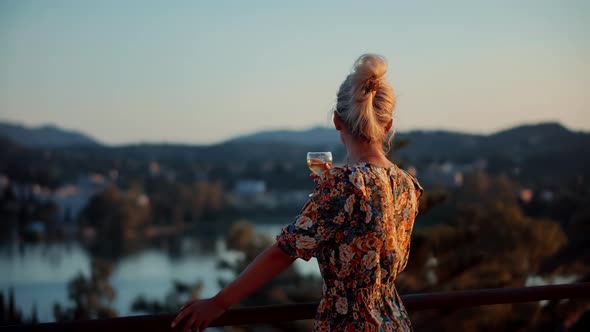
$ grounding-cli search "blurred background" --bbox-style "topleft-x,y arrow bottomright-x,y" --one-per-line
0,0 -> 589,331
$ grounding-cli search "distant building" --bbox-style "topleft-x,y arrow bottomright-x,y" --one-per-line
0,174 -> 9,189
149,161 -> 161,176
109,169 -> 119,180
23,221 -> 47,241
541,190 -> 554,202
520,189 -> 533,203
89,173 -> 105,184
51,174 -> 110,223
26,221 -> 46,235
137,194 -> 150,207
230,180 -> 275,209
233,180 -> 266,194
420,162 -> 466,188
424,255 -> 439,286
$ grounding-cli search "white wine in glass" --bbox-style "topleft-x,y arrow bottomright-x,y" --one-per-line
307,152 -> 333,176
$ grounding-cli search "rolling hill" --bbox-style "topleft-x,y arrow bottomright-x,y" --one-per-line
0,122 -> 100,148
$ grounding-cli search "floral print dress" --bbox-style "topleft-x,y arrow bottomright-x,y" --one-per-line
276,163 -> 423,332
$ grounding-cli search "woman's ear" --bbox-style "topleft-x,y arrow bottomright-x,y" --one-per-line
385,119 -> 393,134
333,113 -> 343,131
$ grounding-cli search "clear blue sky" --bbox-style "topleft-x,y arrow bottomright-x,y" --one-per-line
1,0 -> 588,144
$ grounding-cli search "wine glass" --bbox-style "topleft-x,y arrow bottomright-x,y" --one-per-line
307,152 -> 333,176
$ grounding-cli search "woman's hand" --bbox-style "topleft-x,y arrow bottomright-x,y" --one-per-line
310,162 -> 332,184
171,297 -> 227,332
171,244 -> 295,331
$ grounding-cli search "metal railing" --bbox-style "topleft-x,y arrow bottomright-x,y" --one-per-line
2,283 -> 589,331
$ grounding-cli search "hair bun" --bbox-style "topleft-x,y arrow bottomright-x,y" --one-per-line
352,54 -> 388,88
335,53 -> 396,149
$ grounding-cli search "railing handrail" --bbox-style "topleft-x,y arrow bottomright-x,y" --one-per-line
2,283 -> 589,331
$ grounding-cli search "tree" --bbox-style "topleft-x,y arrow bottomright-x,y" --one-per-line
401,171 -> 569,331
217,221 -> 321,331
0,289 -> 41,326
79,186 -> 151,258
53,259 -> 117,321
131,280 -> 203,314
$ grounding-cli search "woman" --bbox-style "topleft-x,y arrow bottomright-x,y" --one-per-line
172,54 -> 423,332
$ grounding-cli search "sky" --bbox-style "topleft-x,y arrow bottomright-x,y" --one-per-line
0,0 -> 588,145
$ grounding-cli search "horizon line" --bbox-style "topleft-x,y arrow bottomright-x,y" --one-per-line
0,118 -> 583,147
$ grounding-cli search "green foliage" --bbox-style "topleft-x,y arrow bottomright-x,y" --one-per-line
400,171 -> 578,331
0,288 -> 39,326
2,124 -> 589,329
0,185 -> 62,243
147,180 -> 225,224
53,259 -> 117,321
78,186 -> 151,258
131,280 -> 203,314
217,222 -> 320,331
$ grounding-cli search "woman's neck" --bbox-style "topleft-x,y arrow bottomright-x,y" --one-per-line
345,140 -> 391,166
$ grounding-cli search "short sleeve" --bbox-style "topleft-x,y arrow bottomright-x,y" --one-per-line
276,168 -> 352,261
408,172 -> 424,216
398,168 -> 424,217
397,168 -> 424,272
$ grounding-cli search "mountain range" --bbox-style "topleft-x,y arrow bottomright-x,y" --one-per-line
230,123 -> 590,181
2,121 -> 588,152
1,120 -> 588,188
0,122 -> 99,148
1,120 -> 589,166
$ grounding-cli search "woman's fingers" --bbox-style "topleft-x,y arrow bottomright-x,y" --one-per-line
179,300 -> 193,312
198,320 -> 210,332
171,309 -> 189,328
171,299 -> 221,331
182,315 -> 198,332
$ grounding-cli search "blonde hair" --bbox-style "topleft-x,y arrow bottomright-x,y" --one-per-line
335,54 -> 396,152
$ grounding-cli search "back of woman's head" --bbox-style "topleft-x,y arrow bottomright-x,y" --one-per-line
335,54 -> 396,150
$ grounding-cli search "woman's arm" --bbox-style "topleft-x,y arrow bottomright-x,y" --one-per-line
214,243 -> 296,308
171,243 -> 296,332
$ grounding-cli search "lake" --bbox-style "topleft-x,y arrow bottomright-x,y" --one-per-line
0,224 -> 321,323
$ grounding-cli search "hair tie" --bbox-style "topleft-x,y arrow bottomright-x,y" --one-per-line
364,78 -> 380,95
